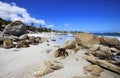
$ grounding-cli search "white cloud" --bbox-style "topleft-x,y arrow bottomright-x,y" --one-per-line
64,23 -> 69,27
64,23 -> 73,28
47,24 -> 54,28
0,1 -> 45,25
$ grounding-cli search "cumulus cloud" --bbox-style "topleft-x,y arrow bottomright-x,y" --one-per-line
47,24 -> 54,28
0,1 -> 45,25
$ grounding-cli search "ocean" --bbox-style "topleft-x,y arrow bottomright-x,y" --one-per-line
51,33 -> 120,46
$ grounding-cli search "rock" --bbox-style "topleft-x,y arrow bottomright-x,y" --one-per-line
41,37 -> 47,42
112,52 -> 120,63
100,37 -> 120,46
95,51 -> 111,60
3,39 -> 15,48
76,33 -> 100,45
64,40 -> 76,49
83,65 -> 103,77
51,39 -> 56,41
89,45 -> 112,60
59,38 -> 62,39
28,36 -> 36,44
32,60 -> 63,77
35,37 -> 41,43
3,21 -> 28,36
46,49 -> 51,53
54,48 -> 68,58
89,44 -> 100,52
19,34 -> 28,40
72,76 -> 98,78
85,53 -> 120,74
16,40 -> 29,48
99,45 -> 111,54
4,35 -> 19,41
110,47 -> 120,53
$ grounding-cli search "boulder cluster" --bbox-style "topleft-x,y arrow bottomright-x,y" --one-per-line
0,21 -> 47,49
56,32 -> 120,74
75,32 -> 120,74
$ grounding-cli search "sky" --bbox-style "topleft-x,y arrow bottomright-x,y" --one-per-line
0,0 -> 120,32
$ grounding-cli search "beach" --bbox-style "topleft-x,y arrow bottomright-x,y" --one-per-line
0,33 -> 120,78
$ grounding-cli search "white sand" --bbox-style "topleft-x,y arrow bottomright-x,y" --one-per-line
0,33 -> 120,78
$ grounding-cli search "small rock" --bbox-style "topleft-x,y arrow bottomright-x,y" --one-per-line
51,39 -> 56,41
83,65 -> 103,77
3,39 -> 15,49
54,48 -> 68,58
16,40 -> 29,48
46,49 -> 51,53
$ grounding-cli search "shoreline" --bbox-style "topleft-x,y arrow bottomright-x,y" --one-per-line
0,33 -> 120,78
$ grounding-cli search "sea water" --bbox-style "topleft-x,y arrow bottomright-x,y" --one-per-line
51,34 -> 75,46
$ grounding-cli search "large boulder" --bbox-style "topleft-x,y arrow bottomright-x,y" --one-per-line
3,21 -> 28,36
64,40 -> 76,49
32,60 -> 63,77
3,39 -> 15,48
76,33 -> 100,45
100,37 -> 120,46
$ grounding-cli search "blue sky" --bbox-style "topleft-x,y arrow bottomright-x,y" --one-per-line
0,0 -> 120,32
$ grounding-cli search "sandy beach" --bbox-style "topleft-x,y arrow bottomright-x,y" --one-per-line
0,33 -> 120,78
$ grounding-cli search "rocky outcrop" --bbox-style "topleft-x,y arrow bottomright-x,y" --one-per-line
85,53 -> 120,74
100,37 -> 120,46
64,40 -> 76,49
3,21 -> 28,36
32,60 -> 63,77
76,33 -> 100,45
3,39 -> 15,48
54,48 -> 68,58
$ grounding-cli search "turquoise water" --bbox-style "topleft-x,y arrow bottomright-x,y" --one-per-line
50,34 -> 75,46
